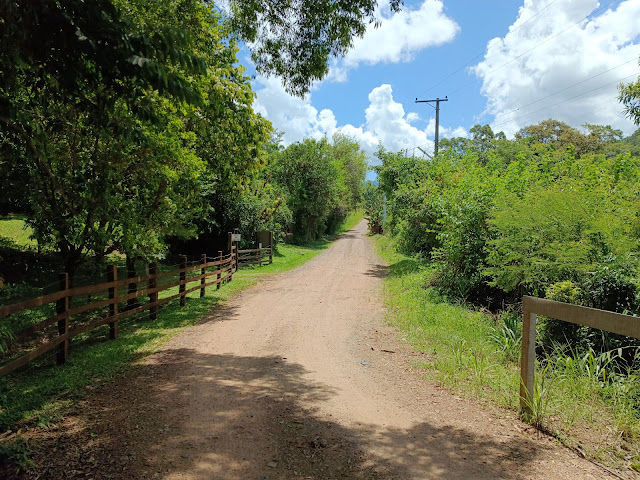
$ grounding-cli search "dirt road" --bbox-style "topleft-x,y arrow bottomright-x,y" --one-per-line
25,221 -> 619,479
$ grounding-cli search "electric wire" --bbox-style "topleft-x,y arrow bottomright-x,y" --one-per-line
492,71 -> 640,128
448,0 -> 620,96
491,57 -> 640,121
417,0 -> 562,98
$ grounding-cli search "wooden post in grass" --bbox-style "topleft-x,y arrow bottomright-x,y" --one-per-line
179,255 -> 187,306
56,273 -> 70,364
107,265 -> 119,339
200,254 -> 207,297
127,259 -> 138,311
217,251 -> 222,289
230,246 -> 234,281
148,262 -> 158,320
519,310 -> 537,414
269,231 -> 273,264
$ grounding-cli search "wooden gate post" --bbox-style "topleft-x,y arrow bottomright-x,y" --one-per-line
217,251 -> 223,289
148,262 -> 158,320
107,265 -> 119,339
56,273 -> 70,364
520,310 -> 537,414
179,255 -> 187,306
200,254 -> 207,297
269,231 -> 273,264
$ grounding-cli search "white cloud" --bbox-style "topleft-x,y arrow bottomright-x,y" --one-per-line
254,80 -> 468,164
473,0 -> 640,137
327,0 -> 459,82
406,112 -> 421,123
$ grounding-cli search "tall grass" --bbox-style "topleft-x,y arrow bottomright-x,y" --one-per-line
374,233 -> 640,470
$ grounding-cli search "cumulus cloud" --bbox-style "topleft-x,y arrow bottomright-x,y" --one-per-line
253,80 -> 468,163
473,0 -> 640,136
328,0 -> 459,82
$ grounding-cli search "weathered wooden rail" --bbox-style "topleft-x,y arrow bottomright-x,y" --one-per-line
520,295 -> 640,413
230,231 -> 273,270
0,247 -> 236,376
236,247 -> 272,267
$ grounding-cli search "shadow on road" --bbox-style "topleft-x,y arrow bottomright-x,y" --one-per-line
23,347 -> 557,480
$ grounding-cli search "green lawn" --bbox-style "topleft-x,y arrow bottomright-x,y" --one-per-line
0,216 -> 36,250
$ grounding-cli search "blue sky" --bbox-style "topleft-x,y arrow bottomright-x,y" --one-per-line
246,0 -> 640,163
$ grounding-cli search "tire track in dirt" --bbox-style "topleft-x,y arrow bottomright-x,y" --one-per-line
21,220 -> 622,479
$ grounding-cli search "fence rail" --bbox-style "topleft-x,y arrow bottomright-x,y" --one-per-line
520,295 -> 640,413
0,247 -> 236,377
230,231 -> 273,271
236,247 -> 272,267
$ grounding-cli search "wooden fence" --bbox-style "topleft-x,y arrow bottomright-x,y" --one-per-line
229,231 -> 273,270
0,247 -> 237,377
520,295 -> 640,413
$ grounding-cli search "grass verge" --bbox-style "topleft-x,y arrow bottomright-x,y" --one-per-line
373,233 -> 640,471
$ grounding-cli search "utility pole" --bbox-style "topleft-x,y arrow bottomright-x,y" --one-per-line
415,96 -> 448,157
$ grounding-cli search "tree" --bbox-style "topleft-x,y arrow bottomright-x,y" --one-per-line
0,1 -> 271,276
271,139 -> 341,242
619,65 -> 640,125
330,134 -> 368,210
228,0 -> 403,95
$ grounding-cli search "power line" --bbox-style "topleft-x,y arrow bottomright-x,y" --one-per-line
418,0 -> 561,98
491,57 -> 640,120
492,71 -> 640,128
448,0 -> 620,96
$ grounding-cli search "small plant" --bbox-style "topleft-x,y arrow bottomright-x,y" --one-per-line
521,364 -> 550,429
470,354 -> 488,383
0,435 -> 32,470
452,339 -> 466,368
489,309 -> 522,362
552,345 -> 623,387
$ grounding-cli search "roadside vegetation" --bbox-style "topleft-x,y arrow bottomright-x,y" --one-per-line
367,121 -> 640,471
375,234 -> 640,470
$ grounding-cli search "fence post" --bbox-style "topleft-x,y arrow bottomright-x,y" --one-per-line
217,251 -> 223,289
127,259 -> 138,311
269,231 -> 273,264
520,310 -> 537,414
229,246 -> 234,281
148,262 -> 158,320
180,255 -> 187,306
200,254 -> 207,297
56,273 -> 70,364
107,265 -> 119,339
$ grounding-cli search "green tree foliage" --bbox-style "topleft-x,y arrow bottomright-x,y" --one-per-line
363,181 -> 384,234
370,119 -> 640,351
1,1 -> 270,275
228,0 -> 403,96
619,63 -> 640,125
270,137 -> 367,242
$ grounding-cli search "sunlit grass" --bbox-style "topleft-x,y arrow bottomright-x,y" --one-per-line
0,216 -> 36,250
373,233 -> 640,470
